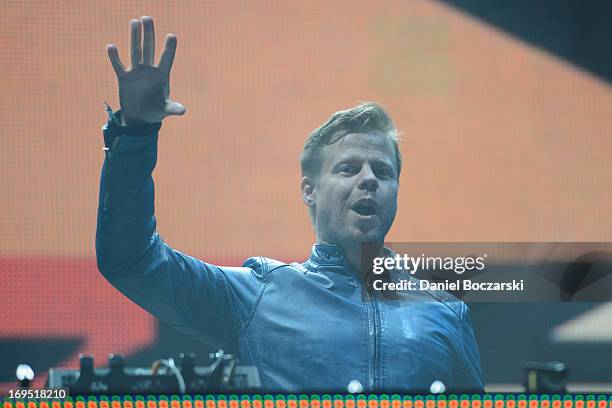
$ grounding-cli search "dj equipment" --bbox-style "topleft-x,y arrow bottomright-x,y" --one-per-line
522,361 -> 568,393
47,350 -> 260,395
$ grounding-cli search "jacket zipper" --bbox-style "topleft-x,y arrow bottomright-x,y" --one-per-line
372,298 -> 381,392
366,298 -> 380,391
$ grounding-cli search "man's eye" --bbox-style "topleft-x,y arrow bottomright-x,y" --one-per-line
340,165 -> 357,174
377,168 -> 393,178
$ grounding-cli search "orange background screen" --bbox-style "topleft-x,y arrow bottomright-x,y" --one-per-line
1,0 -> 612,384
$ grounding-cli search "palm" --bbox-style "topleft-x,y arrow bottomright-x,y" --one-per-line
118,65 -> 169,123
107,16 -> 185,125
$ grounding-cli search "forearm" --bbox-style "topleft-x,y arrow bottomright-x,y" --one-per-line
96,108 -> 162,273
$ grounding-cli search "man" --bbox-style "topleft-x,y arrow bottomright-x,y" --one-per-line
97,16 -> 484,393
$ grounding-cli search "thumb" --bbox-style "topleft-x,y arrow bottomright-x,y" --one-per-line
164,100 -> 186,116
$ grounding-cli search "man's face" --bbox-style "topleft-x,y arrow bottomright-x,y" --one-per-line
308,132 -> 399,248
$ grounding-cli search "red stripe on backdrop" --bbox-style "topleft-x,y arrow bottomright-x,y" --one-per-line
0,256 -> 155,384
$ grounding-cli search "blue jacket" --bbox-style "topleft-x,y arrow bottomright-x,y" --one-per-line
96,110 -> 484,393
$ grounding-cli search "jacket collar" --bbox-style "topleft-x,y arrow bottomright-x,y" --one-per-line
303,244 -> 356,281
306,243 -> 397,277
310,243 -> 348,266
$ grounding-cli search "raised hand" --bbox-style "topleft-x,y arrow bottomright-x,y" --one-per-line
107,16 -> 185,125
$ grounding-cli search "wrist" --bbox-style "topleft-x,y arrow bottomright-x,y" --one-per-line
120,112 -> 159,127
103,102 -> 162,142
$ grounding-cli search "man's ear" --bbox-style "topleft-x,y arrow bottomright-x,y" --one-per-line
301,176 -> 316,208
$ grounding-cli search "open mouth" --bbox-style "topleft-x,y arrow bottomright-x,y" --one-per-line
352,202 -> 377,216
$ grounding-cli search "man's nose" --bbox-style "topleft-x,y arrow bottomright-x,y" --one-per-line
358,166 -> 378,191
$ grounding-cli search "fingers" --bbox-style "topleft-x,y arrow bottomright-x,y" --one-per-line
107,44 -> 126,77
158,34 -> 177,73
164,100 -> 186,116
142,16 -> 155,65
130,19 -> 142,68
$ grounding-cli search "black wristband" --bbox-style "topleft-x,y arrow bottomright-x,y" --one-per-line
103,102 -> 162,149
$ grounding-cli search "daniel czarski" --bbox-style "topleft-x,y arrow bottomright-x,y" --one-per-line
371,276 -> 525,292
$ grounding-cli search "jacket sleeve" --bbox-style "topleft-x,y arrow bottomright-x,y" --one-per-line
453,303 -> 485,392
95,107 -> 261,348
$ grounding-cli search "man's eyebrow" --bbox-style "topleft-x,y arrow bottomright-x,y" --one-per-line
331,159 -> 359,171
370,158 -> 395,168
331,157 -> 395,173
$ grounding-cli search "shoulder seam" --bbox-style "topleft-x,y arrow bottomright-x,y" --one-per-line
239,257 -> 292,333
